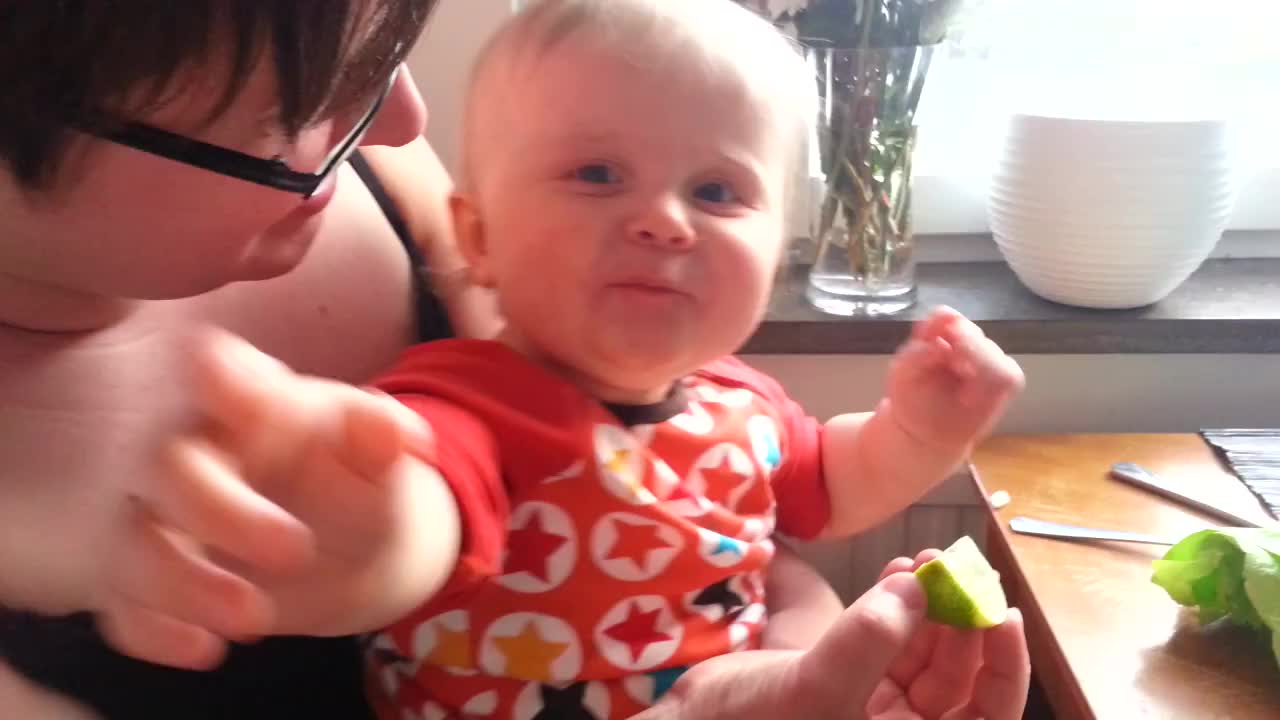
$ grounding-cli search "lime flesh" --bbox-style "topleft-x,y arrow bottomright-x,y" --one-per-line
914,535 -> 1009,629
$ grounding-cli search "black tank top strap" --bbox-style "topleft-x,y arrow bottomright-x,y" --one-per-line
349,150 -> 455,342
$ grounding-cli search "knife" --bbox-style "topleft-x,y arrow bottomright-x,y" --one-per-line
1109,462 -> 1269,528
1008,516 -> 1180,546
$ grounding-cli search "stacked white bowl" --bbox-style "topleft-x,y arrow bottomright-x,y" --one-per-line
988,113 -> 1240,309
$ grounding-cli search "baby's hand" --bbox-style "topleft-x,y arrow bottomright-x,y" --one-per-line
884,307 -> 1024,455
94,330 -> 433,670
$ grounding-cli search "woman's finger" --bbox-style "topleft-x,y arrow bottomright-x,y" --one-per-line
911,548 -> 942,569
905,625 -> 983,717
884,548 -> 946,686
795,573 -> 928,716
876,556 -> 917,583
941,609 -> 1031,720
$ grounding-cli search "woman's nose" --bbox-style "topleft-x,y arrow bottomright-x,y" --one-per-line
360,64 -> 428,148
626,193 -> 696,250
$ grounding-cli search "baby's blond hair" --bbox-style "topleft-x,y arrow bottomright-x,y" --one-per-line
459,0 -> 814,212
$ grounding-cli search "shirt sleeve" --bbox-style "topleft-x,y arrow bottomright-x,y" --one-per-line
758,379 -> 828,540
697,358 -> 829,539
395,393 -> 509,601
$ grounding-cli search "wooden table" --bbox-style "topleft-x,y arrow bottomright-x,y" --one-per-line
971,434 -> 1280,720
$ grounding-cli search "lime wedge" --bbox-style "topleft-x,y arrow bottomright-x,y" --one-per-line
914,535 -> 1009,629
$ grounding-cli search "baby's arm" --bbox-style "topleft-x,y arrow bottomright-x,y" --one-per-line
96,331 -> 483,669
262,390 -> 507,639
819,308 -> 1023,538
817,407 -> 958,538
760,542 -> 843,651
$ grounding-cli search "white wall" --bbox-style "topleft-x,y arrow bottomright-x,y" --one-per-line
407,0 -> 514,174
741,354 -> 1280,432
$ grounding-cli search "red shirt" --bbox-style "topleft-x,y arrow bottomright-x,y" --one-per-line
367,340 -> 827,719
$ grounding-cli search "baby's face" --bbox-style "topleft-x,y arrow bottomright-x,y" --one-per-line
461,37 -> 789,403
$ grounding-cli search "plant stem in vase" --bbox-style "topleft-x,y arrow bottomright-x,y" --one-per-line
805,44 -> 932,316
738,0 -> 963,317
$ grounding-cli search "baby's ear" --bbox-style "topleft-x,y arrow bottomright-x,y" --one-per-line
449,192 -> 495,288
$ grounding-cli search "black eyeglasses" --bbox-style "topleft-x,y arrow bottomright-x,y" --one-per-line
71,67 -> 400,198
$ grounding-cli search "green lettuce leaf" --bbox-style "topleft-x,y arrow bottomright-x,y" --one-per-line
1152,528 -> 1280,668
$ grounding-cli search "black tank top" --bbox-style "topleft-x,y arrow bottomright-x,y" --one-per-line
350,150 -> 455,343
0,152 -> 454,719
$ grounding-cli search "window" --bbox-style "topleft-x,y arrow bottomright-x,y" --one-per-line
912,0 -> 1280,237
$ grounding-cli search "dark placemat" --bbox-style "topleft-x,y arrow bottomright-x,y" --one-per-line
1201,429 -> 1280,519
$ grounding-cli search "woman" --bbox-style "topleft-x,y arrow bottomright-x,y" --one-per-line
0,2 -> 489,717
0,2 -> 1028,718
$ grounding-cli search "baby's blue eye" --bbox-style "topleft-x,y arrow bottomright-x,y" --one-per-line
574,164 -> 619,184
693,181 -> 739,204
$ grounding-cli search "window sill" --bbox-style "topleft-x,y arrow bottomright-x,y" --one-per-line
745,258 -> 1280,355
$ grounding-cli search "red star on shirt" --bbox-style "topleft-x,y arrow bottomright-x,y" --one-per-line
666,482 -> 697,504
603,601 -> 672,663
504,510 -> 568,582
605,518 -> 673,572
699,455 -> 749,505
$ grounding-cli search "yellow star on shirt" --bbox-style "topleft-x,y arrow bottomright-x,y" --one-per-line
605,449 -> 631,475
492,620 -> 569,682
426,625 -> 472,669
605,449 -> 642,490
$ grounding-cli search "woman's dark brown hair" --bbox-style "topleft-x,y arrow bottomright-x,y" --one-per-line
0,0 -> 437,188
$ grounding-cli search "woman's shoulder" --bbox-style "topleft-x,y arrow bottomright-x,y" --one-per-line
195,142 -> 455,380
193,138 -> 495,380
360,139 -> 501,341
358,137 -> 456,257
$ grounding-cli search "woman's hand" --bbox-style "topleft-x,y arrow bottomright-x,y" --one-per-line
636,550 -> 1030,720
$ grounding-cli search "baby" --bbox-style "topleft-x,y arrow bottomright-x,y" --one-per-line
98,1 -> 1025,718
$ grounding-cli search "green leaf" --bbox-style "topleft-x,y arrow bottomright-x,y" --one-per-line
1242,543 -> 1280,632
1218,527 -> 1280,557
1220,551 -> 1264,629
1151,528 -> 1280,668
1152,552 -> 1222,606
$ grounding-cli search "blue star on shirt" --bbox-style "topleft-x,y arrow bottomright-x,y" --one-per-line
649,666 -> 689,700
750,420 -> 782,473
711,534 -> 745,558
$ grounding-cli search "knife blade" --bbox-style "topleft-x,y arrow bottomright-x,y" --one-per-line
1008,516 -> 1180,546
1109,462 -> 1270,528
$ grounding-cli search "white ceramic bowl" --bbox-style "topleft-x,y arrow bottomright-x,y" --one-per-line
987,113 -> 1240,309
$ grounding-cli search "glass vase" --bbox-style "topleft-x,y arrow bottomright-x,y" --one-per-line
804,45 -> 935,316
